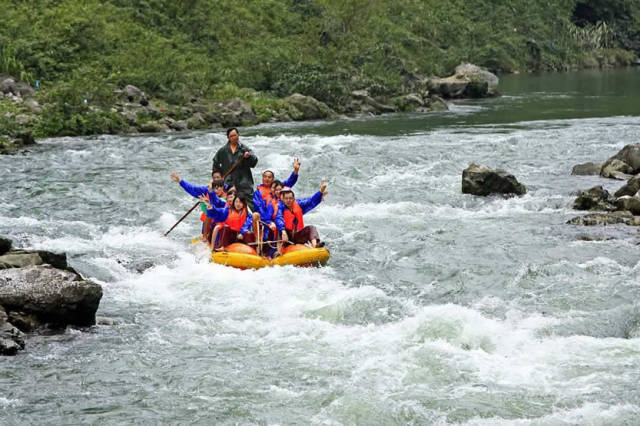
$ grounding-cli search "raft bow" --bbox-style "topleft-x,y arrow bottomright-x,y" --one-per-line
210,242 -> 329,270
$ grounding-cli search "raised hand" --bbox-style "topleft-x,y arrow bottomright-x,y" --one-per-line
171,172 -> 180,183
198,195 -> 212,210
320,179 -> 328,198
293,157 -> 301,173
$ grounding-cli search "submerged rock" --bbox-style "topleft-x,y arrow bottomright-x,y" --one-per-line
571,162 -> 602,176
567,211 -> 632,226
573,186 -> 617,211
0,265 -> 102,327
461,163 -> 527,196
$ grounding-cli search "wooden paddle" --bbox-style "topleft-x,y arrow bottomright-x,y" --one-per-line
164,155 -> 246,236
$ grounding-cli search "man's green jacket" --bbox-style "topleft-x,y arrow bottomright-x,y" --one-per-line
211,142 -> 258,196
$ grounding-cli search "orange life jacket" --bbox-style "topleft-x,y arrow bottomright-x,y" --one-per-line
270,198 -> 279,220
257,185 -> 271,202
225,208 -> 247,232
283,201 -> 304,232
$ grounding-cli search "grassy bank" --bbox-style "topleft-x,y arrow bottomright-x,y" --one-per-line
0,0 -> 639,140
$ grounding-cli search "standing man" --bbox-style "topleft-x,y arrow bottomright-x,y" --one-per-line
212,128 -> 258,201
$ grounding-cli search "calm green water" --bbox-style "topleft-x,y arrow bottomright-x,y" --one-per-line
1,68 -> 640,425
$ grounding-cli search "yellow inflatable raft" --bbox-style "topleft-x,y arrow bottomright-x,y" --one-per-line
211,242 -> 330,270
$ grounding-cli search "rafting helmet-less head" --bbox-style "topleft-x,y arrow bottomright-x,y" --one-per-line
271,180 -> 284,198
262,170 -> 275,186
226,127 -> 239,144
280,187 -> 295,207
233,195 -> 247,212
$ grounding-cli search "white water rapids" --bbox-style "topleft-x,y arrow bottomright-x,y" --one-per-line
1,70 -> 640,424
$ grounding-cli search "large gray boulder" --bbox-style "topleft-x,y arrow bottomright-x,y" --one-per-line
427,75 -> 469,98
123,84 -> 148,106
137,121 -> 169,133
350,90 -> 397,114
455,63 -> 499,96
601,159 -> 634,180
428,63 -> 499,99
601,144 -> 640,178
220,98 -> 258,126
0,249 -> 70,270
0,77 -> 35,97
573,186 -> 617,211
461,163 -> 527,196
428,95 -> 449,111
571,162 -> 602,176
614,174 -> 640,197
0,265 -> 102,327
285,93 -> 336,120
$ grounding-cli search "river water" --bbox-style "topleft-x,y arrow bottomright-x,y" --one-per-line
1,69 -> 640,424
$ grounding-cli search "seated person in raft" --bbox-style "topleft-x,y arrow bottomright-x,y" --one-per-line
275,181 -> 328,254
200,193 -> 259,250
255,179 -> 287,256
171,171 -> 227,241
252,158 -> 301,253
208,185 -> 237,247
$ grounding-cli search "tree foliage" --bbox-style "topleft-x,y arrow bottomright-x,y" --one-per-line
0,0 -> 637,113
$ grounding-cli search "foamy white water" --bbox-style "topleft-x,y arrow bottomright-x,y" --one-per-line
2,69 -> 640,424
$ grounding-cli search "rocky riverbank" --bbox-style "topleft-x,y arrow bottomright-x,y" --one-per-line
0,63 -> 497,153
0,236 -> 102,355
569,143 -> 640,227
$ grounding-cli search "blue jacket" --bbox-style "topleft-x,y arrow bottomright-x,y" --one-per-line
205,205 -> 252,234
252,171 -> 299,222
275,191 -> 323,232
179,180 -> 226,208
179,180 -> 208,198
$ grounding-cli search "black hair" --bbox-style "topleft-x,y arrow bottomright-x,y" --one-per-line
262,170 -> 275,178
212,170 -> 222,177
271,179 -> 283,188
233,195 -> 248,212
226,127 -> 239,137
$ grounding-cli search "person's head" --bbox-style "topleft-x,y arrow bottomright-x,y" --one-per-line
233,196 -> 247,212
226,128 -> 239,144
226,185 -> 237,203
212,180 -> 225,197
212,170 -> 223,181
261,170 -> 275,186
280,187 -> 295,208
271,180 -> 284,198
